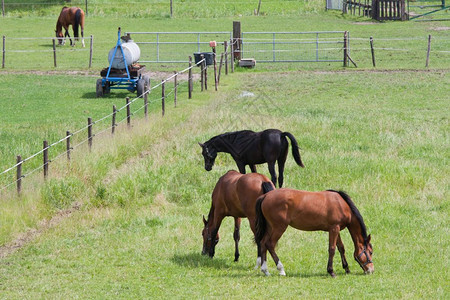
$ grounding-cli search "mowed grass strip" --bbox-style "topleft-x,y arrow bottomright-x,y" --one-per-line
0,69 -> 448,298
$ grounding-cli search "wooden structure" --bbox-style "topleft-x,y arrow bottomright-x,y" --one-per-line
343,0 -> 408,21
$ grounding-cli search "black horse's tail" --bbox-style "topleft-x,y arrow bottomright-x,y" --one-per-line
74,9 -> 81,38
254,195 -> 268,246
282,132 -> 305,168
261,181 -> 275,194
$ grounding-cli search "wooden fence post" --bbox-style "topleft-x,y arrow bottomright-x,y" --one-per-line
218,52 -> 224,85
2,35 -> 5,68
66,131 -> 71,161
144,91 -> 148,119
188,56 -> 192,99
43,140 -> 49,179
88,117 -> 93,151
200,54 -> 204,91
2,0 -> 4,17
257,0 -> 262,15
126,97 -> 131,128
89,35 -> 93,68
230,39 -> 234,73
213,47 -> 218,91
224,40 -> 228,75
85,0 -> 88,16
233,21 -> 241,61
173,71 -> 178,107
370,36 -> 376,67
204,58 -> 208,91
112,105 -> 117,134
426,34 -> 431,68
343,31 -> 348,67
161,80 -> 165,117
53,38 -> 57,68
16,155 -> 22,195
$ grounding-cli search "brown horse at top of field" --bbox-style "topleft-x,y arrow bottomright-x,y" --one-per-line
55,6 -> 85,47
202,170 -> 275,265
254,189 -> 373,277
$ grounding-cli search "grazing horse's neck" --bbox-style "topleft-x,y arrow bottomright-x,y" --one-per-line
56,20 -> 62,32
348,219 -> 367,253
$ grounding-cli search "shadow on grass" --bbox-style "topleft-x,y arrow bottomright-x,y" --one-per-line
81,91 -> 133,99
171,252 -> 249,271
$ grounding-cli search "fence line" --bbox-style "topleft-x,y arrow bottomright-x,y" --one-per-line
0,57 -> 211,194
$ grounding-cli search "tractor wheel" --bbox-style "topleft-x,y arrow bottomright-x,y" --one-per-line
96,79 -> 104,98
142,75 -> 150,92
136,79 -> 145,98
104,81 -> 111,94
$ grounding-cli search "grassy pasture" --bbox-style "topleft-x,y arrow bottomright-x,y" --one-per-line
0,3 -> 449,298
0,70 -> 448,298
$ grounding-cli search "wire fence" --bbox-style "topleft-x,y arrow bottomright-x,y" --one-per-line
0,56 -> 212,195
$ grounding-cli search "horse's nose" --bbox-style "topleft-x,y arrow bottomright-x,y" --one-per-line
365,265 -> 374,274
205,165 -> 212,171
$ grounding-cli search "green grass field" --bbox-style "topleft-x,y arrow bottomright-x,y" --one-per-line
0,1 -> 449,298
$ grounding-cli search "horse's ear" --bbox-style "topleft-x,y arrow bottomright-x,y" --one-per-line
367,234 -> 371,243
203,215 -> 207,225
198,142 -> 204,148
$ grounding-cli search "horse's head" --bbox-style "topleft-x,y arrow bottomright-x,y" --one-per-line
198,142 -> 217,171
354,234 -> 374,274
201,215 -> 219,257
55,30 -> 65,45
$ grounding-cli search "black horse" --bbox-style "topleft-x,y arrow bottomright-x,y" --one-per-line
199,129 -> 304,187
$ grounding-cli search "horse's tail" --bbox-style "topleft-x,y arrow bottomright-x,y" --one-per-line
261,181 -> 275,194
282,132 -> 305,168
254,195 -> 268,246
327,190 -> 369,242
74,9 -> 82,38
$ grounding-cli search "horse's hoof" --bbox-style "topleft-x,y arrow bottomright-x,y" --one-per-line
279,270 -> 286,276
330,272 -> 337,278
345,269 -> 351,274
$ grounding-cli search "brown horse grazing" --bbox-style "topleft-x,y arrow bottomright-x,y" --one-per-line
55,7 -> 85,47
202,170 -> 275,264
254,189 -> 373,277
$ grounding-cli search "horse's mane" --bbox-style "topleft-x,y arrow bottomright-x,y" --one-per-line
327,190 -> 369,243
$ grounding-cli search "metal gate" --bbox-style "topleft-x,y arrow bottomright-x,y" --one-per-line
125,32 -> 232,63
240,31 -> 347,63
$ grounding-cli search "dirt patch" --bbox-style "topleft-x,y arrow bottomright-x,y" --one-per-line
0,202 -> 81,259
432,27 -> 450,31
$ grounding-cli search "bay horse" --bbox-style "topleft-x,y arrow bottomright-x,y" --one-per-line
202,170 -> 275,265
55,7 -> 85,47
254,189 -> 374,277
199,129 -> 304,187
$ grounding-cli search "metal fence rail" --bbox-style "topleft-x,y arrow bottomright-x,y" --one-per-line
125,32 -> 233,63
240,31 -> 347,63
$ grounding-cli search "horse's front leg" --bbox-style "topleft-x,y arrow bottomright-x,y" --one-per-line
337,233 -> 350,274
250,164 -> 257,173
65,29 -> 73,46
233,217 -> 241,262
327,226 -> 340,277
